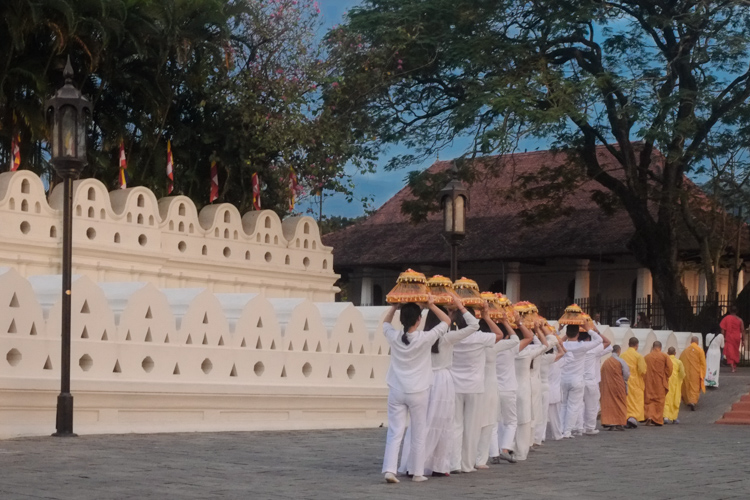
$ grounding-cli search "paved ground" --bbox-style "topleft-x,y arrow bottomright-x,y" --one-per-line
2,367 -> 750,500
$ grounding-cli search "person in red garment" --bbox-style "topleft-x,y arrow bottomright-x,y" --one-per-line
719,305 -> 745,373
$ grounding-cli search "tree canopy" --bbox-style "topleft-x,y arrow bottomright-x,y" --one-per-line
326,0 -> 750,329
0,0 -> 374,216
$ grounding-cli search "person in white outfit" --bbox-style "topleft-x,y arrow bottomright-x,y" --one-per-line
580,328 -> 612,435
513,321 -> 549,461
450,304 -> 504,474
491,314 -> 533,465
546,333 -> 567,440
559,320 -> 602,439
381,298 -> 452,484
398,291 -> 478,477
475,312 -> 520,469
533,330 -> 565,446
705,333 -> 724,388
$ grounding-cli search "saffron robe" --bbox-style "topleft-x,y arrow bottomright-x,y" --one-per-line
680,343 -> 706,405
664,355 -> 685,421
599,356 -> 627,426
620,347 -> 647,421
643,351 -> 672,425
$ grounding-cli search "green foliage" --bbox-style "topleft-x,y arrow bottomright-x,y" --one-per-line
0,0 -> 373,216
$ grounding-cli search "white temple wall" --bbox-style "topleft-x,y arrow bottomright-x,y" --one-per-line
0,171 -> 338,300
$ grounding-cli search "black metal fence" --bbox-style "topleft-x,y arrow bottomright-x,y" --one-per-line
537,294 -> 733,332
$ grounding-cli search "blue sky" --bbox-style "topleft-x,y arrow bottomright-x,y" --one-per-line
297,1 -> 478,219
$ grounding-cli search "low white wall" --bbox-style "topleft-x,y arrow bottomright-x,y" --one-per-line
0,268 -> 394,439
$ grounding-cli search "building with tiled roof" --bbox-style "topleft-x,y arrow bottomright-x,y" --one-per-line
323,147 -> 747,313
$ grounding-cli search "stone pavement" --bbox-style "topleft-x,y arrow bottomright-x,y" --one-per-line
2,367 -> 750,500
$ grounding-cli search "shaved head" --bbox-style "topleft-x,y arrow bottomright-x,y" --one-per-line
628,337 -> 639,347
612,345 -> 621,354
667,347 -> 676,355
652,341 -> 662,351
691,336 -> 700,344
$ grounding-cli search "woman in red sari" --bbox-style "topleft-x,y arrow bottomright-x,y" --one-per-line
719,305 -> 745,373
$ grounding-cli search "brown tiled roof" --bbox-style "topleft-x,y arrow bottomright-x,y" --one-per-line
323,147 -> 726,269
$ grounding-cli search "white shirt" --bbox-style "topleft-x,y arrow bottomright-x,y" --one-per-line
583,343 -> 613,384
451,330 -> 497,393
431,311 -> 480,371
496,335 -> 521,392
548,354 -> 565,405
561,330 -> 602,382
384,321 -> 449,393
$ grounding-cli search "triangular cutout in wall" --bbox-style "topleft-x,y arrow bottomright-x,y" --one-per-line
230,364 -> 237,377
336,343 -> 340,353
288,341 -> 293,351
240,337 -> 247,347
348,342 -> 353,354
257,317 -> 263,328
173,363 -> 181,375
202,313 -> 209,324
370,368 -> 375,379
7,319 -> 17,334
378,346 -> 382,355
81,326 -> 89,339
327,367 -> 333,378
81,300 -> 90,313
255,338 -> 262,349
348,323 -> 354,334
29,323 -> 37,336
202,333 -> 208,345
145,328 -> 152,342
316,341 -> 322,352
270,340 -> 276,350
145,307 -> 153,319
43,356 -> 52,370
360,346 -> 365,354
303,319 -> 309,331
218,336 -> 224,346
113,360 -> 122,373
125,330 -> 132,341
9,293 -> 19,308
280,366 -> 287,377
186,334 -> 193,344
303,340 -> 309,351
164,334 -> 170,343
101,329 -> 108,341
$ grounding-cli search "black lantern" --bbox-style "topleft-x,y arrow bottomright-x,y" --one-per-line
45,56 -> 91,437
439,161 -> 469,281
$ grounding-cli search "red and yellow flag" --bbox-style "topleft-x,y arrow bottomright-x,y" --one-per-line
166,141 -> 174,194
209,160 -> 219,202
252,173 -> 261,210
118,141 -> 129,189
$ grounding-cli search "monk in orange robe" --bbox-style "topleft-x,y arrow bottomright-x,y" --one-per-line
680,336 -> 706,410
643,341 -> 672,426
600,345 -> 628,429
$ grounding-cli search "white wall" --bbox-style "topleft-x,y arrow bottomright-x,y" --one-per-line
0,171 -> 338,301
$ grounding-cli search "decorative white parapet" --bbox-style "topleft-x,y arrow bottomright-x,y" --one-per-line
0,170 -> 338,300
0,268 -> 387,438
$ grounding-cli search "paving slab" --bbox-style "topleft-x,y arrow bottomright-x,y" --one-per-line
0,367 -> 749,500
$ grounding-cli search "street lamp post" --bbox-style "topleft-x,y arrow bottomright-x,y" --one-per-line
45,57 -> 92,437
439,161 -> 469,282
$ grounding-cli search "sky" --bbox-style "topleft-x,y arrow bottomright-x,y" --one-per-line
297,1 -> 478,219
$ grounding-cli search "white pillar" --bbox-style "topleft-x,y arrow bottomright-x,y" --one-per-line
505,262 -> 521,302
635,268 -> 653,300
574,259 -> 590,300
698,272 -> 707,297
360,274 -> 373,306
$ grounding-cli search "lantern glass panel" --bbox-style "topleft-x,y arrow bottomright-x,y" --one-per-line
60,105 -> 76,158
77,109 -> 88,161
455,195 -> 465,233
443,196 -> 453,232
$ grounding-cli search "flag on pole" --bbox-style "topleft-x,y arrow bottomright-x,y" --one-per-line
209,160 -> 219,202
10,132 -> 20,172
166,141 -> 174,194
288,168 -> 298,211
118,141 -> 129,189
252,173 -> 261,210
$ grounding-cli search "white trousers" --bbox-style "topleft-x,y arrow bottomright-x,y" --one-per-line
496,390 -> 518,452
534,385 -> 550,444
561,380 -> 585,436
382,387 -> 430,476
514,422 -> 532,461
490,425 -> 499,457
583,383 -> 600,432
547,402 -> 563,440
475,423 -> 497,466
451,392 -> 481,472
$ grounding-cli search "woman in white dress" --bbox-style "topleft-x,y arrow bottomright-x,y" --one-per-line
513,321 -> 549,461
705,333 -> 724,388
399,291 -> 479,477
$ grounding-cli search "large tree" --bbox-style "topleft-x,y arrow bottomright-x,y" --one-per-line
0,0 -> 371,216
326,0 -> 750,329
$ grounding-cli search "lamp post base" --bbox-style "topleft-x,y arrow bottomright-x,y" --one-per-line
52,393 -> 76,437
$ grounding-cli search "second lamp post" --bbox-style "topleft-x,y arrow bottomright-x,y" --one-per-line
439,161 -> 469,282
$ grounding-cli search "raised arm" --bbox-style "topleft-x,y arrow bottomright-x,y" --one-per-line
516,313 -> 534,351
482,303 -> 506,343
383,304 -> 398,325
442,291 -> 479,345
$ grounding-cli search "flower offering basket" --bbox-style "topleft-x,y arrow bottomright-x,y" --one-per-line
453,277 -> 483,307
385,269 -> 429,304
426,275 -> 454,305
558,303 -> 586,325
